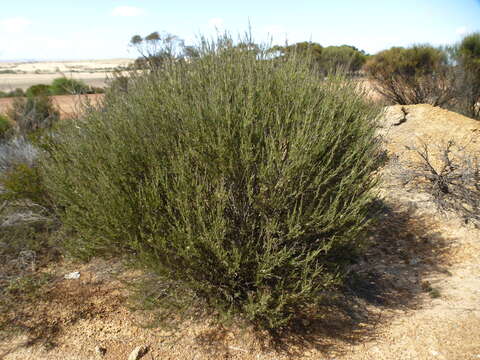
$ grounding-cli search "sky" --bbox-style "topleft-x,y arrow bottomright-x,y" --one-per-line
0,0 -> 479,61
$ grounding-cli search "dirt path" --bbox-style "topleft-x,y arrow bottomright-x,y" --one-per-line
0,105 -> 479,360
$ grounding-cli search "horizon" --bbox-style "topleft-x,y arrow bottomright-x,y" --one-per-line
0,0 -> 479,61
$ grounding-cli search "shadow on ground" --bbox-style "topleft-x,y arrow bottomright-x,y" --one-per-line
191,201 -> 452,358
0,201 -> 452,359
0,259 -> 126,358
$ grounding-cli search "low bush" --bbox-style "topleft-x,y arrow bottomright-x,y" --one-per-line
0,137 -> 51,209
1,163 -> 51,208
42,35 -> 382,330
450,33 -> 480,120
365,45 -> 455,106
0,137 -> 38,173
0,88 -> 25,98
392,140 -> 480,226
25,84 -> 51,98
0,115 -> 13,140
7,95 -> 59,136
49,77 -> 89,95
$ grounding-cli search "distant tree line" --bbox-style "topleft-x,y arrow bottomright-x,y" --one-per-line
129,32 -> 369,76
0,77 -> 105,99
364,33 -> 480,119
127,31 -> 480,120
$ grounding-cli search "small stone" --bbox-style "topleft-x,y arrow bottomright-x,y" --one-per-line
64,271 -> 80,279
95,346 -> 107,356
128,345 -> 149,360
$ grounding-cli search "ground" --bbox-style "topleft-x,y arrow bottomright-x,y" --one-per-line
0,94 -> 103,119
0,104 -> 479,360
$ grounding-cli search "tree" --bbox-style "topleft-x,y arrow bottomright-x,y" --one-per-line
129,31 -> 185,69
271,42 -> 367,75
318,45 -> 367,74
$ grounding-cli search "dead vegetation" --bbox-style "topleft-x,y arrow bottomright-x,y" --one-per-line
391,139 -> 480,226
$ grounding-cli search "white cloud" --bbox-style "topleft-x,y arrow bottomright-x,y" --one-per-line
0,17 -> 31,33
208,18 -> 224,29
111,6 -> 145,17
456,26 -> 468,36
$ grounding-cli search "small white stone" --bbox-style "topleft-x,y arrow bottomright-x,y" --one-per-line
430,349 -> 440,356
64,271 -> 80,279
128,345 -> 149,360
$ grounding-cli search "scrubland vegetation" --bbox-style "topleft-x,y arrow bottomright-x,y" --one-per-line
42,35 -> 384,330
0,77 -> 104,99
0,30 -> 479,349
365,33 -> 480,119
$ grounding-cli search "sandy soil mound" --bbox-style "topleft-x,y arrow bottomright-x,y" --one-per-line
381,104 -> 480,156
1,104 -> 479,360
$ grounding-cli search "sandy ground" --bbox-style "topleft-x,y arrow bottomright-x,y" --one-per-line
0,94 -> 104,119
0,104 -> 479,359
0,59 -> 133,91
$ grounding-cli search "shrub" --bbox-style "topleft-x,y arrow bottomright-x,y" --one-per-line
0,163 -> 51,208
7,95 -> 60,136
0,137 -> 38,173
0,137 -> 51,209
392,140 -> 480,226
7,88 -> 25,98
49,77 -> 89,95
25,84 -> 51,98
0,115 -> 13,140
365,45 -> 455,106
42,35 -> 382,330
317,45 -> 367,74
0,88 -> 26,98
451,33 -> 480,119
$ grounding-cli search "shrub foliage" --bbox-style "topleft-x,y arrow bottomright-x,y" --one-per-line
365,45 -> 455,106
49,77 -> 90,95
272,42 -> 367,75
452,33 -> 480,119
0,115 -> 13,140
42,36 -> 382,330
7,95 -> 59,135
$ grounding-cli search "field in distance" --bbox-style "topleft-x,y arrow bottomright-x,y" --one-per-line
0,58 -> 133,92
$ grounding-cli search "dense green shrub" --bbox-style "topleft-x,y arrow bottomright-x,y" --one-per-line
41,35 -> 382,330
365,45 -> 455,106
0,163 -> 51,208
25,84 -> 51,98
0,115 -> 13,140
7,95 -> 59,135
317,45 -> 367,74
49,77 -> 89,95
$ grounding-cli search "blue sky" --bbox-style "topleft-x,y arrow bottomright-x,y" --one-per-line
0,0 -> 479,60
